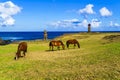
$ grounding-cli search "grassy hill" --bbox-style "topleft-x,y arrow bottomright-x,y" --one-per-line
0,32 -> 120,80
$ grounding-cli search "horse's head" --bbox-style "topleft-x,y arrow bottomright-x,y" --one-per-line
60,41 -> 65,50
14,53 -> 18,60
14,51 -> 21,60
14,57 -> 17,60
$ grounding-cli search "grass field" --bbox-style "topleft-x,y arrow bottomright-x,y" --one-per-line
0,33 -> 120,80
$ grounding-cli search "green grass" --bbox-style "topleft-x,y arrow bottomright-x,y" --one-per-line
0,33 -> 120,80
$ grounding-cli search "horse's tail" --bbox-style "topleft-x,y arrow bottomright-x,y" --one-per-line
77,42 -> 80,48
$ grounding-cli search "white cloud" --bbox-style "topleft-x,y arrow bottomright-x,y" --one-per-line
63,19 -> 79,23
49,19 -> 80,28
49,18 -> 101,29
91,19 -> 101,27
114,23 -> 120,27
110,21 -> 120,27
0,1 -> 21,26
78,19 -> 88,27
110,21 -> 113,26
99,7 -> 112,17
78,19 -> 101,28
78,4 -> 95,15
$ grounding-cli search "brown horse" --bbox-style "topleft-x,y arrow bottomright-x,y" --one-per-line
14,42 -> 27,60
49,40 -> 65,51
66,39 -> 80,49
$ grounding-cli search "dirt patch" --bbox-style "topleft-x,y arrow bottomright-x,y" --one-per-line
102,35 -> 120,43
55,34 -> 89,40
71,35 -> 89,39
103,35 -> 120,40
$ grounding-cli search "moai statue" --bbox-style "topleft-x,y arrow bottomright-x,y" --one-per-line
44,30 -> 47,40
88,23 -> 91,33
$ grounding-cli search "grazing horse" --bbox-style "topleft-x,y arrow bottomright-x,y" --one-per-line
14,42 -> 27,60
66,39 -> 80,49
49,40 -> 65,51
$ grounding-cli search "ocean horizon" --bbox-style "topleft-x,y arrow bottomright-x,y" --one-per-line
0,31 -> 120,41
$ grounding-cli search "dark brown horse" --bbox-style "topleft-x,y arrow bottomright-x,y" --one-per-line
49,40 -> 65,51
66,39 -> 80,49
14,42 -> 27,60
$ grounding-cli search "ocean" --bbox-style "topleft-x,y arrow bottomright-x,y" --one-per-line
0,31 -> 80,41
0,31 -> 119,41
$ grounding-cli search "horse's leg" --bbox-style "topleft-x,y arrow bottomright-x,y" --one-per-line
25,48 -> 27,53
23,51 -> 26,57
49,46 -> 51,50
66,43 -> 69,49
57,46 -> 60,50
74,44 -> 76,49
52,46 -> 54,51
62,45 -> 65,50
67,44 -> 69,49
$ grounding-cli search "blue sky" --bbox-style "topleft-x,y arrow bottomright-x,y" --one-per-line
0,0 -> 120,31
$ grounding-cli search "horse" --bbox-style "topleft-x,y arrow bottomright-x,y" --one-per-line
66,39 -> 80,49
14,42 -> 27,60
49,40 -> 65,51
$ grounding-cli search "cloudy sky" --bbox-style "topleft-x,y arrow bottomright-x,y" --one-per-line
0,0 -> 120,31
